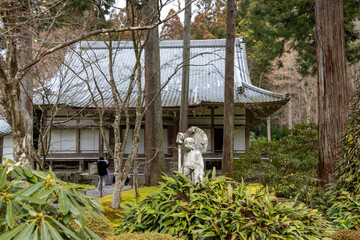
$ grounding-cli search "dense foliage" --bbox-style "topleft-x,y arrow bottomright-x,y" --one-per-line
237,0 -> 360,79
309,85 -> 360,231
233,123 -> 318,201
118,171 -> 332,239
0,158 -> 103,239
334,86 -> 360,193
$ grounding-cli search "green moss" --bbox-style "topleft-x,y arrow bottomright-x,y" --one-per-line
85,215 -> 115,239
98,186 -> 161,206
333,230 -> 360,240
106,232 -> 181,240
98,186 -> 161,225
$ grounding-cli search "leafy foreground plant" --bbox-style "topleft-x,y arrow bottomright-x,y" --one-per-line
0,158 -> 103,239
118,171 -> 333,240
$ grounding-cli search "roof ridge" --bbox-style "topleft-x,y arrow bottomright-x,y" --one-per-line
242,82 -> 289,99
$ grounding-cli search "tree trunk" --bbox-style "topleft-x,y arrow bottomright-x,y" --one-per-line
222,0 -> 236,174
144,0 -> 165,186
315,0 -> 349,186
180,0 -> 191,133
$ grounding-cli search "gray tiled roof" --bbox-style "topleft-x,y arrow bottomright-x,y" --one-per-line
35,38 -> 288,108
0,116 -> 11,136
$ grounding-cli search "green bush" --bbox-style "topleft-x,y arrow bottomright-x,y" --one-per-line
118,171 -> 333,240
334,84 -> 360,194
233,123 -> 319,201
107,232 -> 181,240
0,158 -> 103,239
310,190 -> 360,231
332,229 -> 360,240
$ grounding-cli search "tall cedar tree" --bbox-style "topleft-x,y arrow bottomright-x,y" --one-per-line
144,0 -> 166,186
236,0 -> 360,80
160,9 -> 184,40
222,0 -> 236,174
315,0 -> 349,186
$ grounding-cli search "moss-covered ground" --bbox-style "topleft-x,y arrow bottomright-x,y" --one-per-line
97,186 -> 161,225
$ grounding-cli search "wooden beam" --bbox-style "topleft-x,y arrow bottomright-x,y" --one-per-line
76,119 -> 80,154
211,107 -> 215,152
0,136 -> 3,160
99,128 -> 103,156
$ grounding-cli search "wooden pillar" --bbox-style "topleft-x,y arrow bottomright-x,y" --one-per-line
0,136 -> 3,160
99,128 -> 103,156
76,119 -> 80,154
245,110 -> 250,150
211,107 -> 215,152
267,117 -> 271,142
43,110 -> 48,151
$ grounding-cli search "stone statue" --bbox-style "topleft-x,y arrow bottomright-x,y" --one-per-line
176,127 -> 208,183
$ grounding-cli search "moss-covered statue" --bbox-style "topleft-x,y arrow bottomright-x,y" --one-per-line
176,126 -> 208,183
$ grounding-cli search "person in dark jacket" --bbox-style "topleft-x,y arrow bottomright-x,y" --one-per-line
97,156 -> 109,192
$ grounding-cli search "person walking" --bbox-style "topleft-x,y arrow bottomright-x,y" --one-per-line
97,156 -> 109,192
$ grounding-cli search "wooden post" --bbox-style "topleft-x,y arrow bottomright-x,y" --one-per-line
76,119 -> 80,154
0,136 -> 3,160
267,117 -> 271,142
99,128 -> 103,156
288,100 -> 293,129
211,107 -> 215,152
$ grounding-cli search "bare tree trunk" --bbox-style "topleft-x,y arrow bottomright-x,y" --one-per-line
222,0 -> 236,174
20,27 -> 33,168
144,0 -> 165,186
133,155 -> 139,198
315,0 -> 349,186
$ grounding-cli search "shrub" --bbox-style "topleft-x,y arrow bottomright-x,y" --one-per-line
233,123 -> 319,202
118,171 -> 333,239
0,158 -> 103,239
334,85 -> 360,194
107,232 -> 181,240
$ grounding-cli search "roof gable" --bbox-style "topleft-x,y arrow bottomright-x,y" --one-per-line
35,38 -> 288,108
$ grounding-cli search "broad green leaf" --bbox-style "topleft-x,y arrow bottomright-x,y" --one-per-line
32,170 -> 48,180
58,190 -> 70,215
0,168 -> 6,190
53,219 -> 82,240
13,221 -> 36,240
23,167 -> 34,178
14,194 -> 46,205
6,201 -> 15,228
40,222 -> 50,240
46,222 -> 64,240
17,182 -> 43,196
0,223 -> 27,240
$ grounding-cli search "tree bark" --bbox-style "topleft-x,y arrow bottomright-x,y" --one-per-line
144,0 -> 165,186
180,0 -> 191,133
222,0 -> 236,174
315,0 -> 349,186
